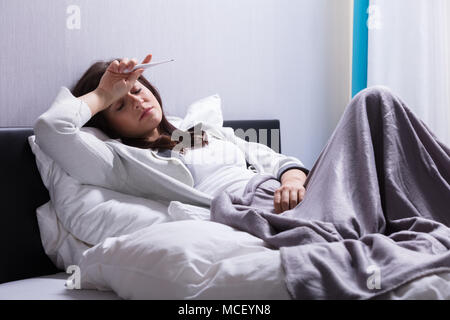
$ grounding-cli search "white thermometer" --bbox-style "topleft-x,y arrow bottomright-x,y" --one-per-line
128,59 -> 175,72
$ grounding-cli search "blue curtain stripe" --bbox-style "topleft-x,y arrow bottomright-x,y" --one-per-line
352,0 -> 369,97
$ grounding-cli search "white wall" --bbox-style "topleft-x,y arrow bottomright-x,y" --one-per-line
0,0 -> 352,168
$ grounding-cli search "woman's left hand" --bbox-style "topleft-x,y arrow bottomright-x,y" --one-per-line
274,170 -> 307,213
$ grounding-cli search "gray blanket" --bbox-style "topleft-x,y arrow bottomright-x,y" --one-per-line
210,86 -> 450,300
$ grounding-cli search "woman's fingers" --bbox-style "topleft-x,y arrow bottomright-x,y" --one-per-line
281,189 -> 290,212
274,188 -> 291,213
108,60 -> 120,73
274,190 -> 282,213
129,58 -> 138,70
142,54 -> 152,64
298,187 -> 305,202
128,68 -> 144,84
274,185 -> 305,213
289,189 -> 298,210
120,58 -> 138,74
125,58 -> 142,83
119,58 -> 130,73
111,55 -> 151,74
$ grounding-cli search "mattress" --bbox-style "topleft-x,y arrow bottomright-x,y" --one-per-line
0,272 -> 121,300
376,271 -> 450,300
1,270 -> 450,300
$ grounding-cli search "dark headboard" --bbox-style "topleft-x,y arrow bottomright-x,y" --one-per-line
223,119 -> 281,153
0,120 -> 280,284
0,127 -> 58,284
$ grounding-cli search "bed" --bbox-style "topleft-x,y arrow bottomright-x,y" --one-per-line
0,120 -> 282,300
0,120 -> 449,300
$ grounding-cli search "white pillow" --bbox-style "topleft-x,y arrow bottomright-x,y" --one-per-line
167,201 -> 210,221
175,94 -> 223,130
29,93 -> 222,262
78,220 -> 290,299
36,201 -> 91,270
28,135 -> 172,246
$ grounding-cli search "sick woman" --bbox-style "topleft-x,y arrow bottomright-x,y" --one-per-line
34,53 -> 450,299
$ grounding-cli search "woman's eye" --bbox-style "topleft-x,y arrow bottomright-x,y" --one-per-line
117,89 -> 141,110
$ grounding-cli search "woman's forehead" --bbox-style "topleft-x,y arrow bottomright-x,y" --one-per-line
107,81 -> 148,108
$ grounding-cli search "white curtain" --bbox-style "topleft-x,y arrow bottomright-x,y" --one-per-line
367,0 -> 450,146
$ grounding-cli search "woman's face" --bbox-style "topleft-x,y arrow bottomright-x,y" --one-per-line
103,80 -> 162,140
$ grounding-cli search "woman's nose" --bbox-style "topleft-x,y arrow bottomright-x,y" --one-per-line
129,95 -> 144,109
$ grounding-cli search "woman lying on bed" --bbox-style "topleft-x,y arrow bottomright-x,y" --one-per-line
35,53 -> 450,299
34,54 -> 309,213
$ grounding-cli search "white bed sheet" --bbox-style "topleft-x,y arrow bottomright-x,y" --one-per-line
1,266 -> 449,300
377,271 -> 450,300
77,220 -> 292,300
24,202 -> 450,300
8,198 -> 444,300
75,220 -> 450,300
0,272 -> 120,300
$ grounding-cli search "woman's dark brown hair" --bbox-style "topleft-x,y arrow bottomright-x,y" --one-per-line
72,58 -> 208,153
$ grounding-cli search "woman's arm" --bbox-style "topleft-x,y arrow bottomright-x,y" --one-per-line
274,168 -> 307,213
222,128 -> 309,180
220,127 -> 309,213
280,168 -> 307,185
33,87 -> 122,189
34,56 -> 147,188
78,88 -> 113,116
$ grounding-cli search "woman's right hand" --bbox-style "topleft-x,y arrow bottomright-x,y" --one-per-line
96,54 -> 152,108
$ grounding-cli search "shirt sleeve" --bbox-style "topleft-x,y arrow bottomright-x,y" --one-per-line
33,87 -> 125,189
221,126 -> 310,181
276,164 -> 310,181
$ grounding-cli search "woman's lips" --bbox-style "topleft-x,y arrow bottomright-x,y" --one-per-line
140,106 -> 154,120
